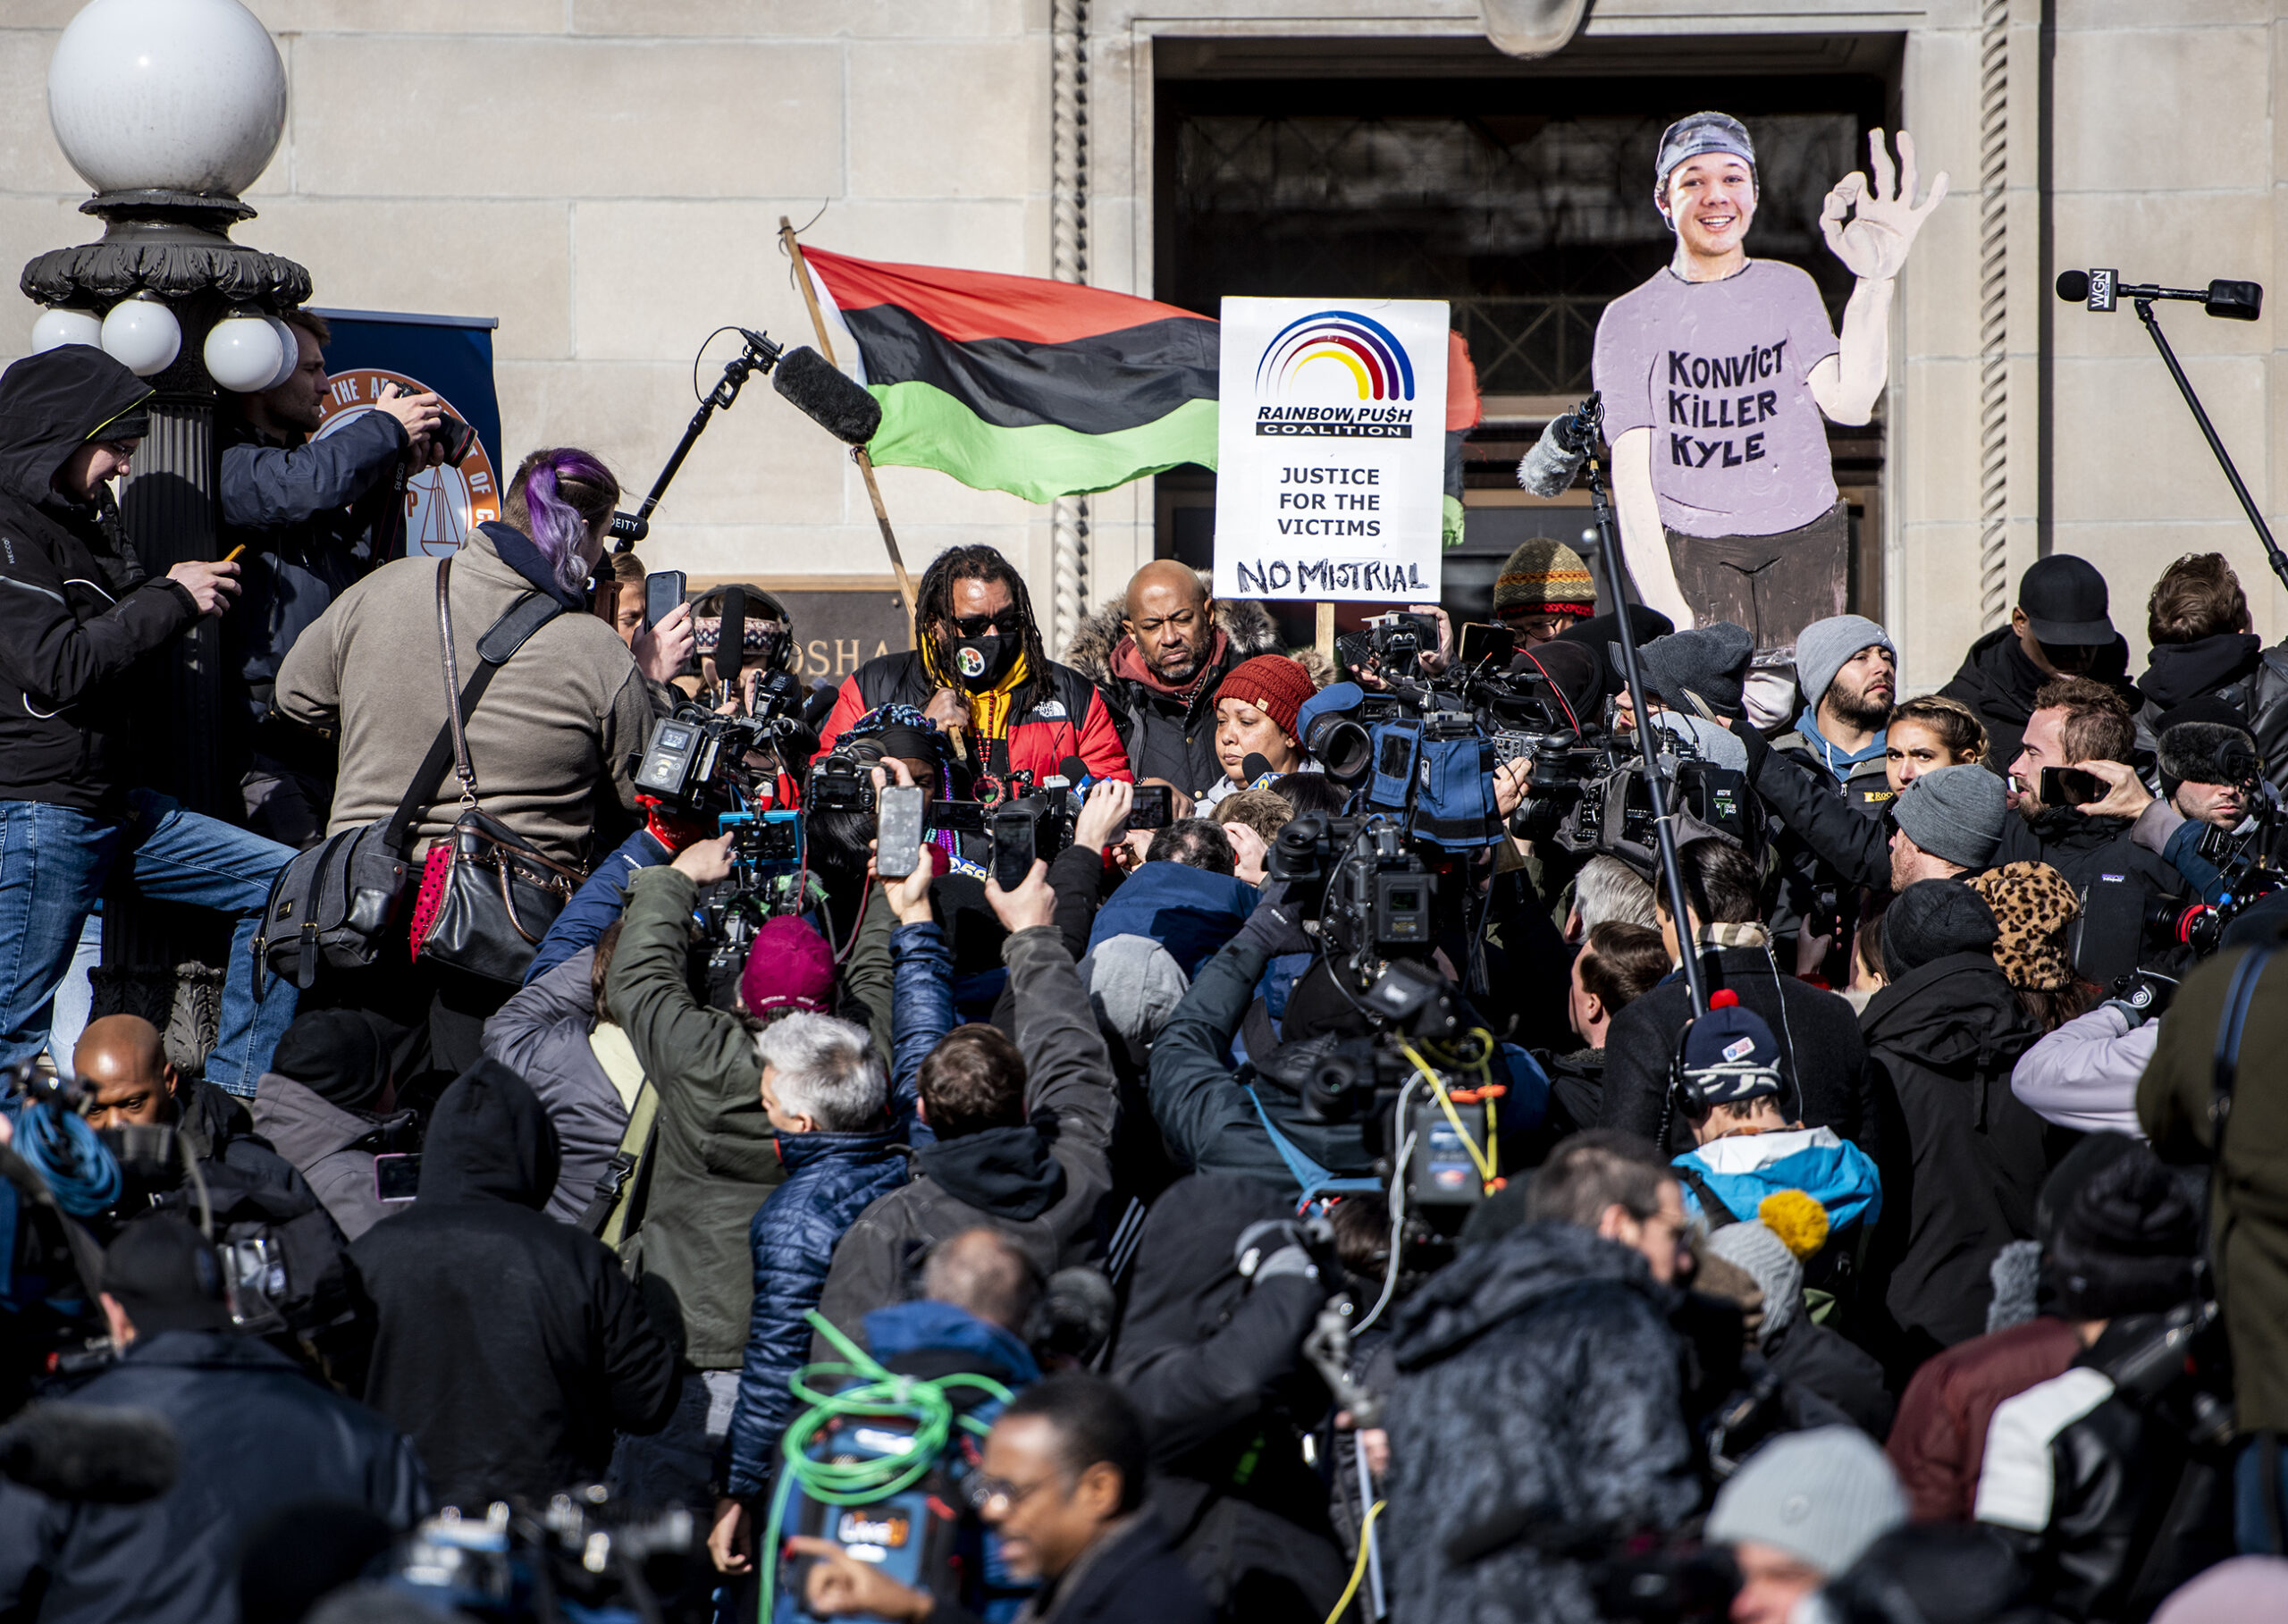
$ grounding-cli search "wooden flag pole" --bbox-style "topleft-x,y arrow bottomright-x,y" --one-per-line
780,216 -> 918,629
1316,602 -> 1336,665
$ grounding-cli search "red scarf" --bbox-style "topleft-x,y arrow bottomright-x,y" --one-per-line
1110,627 -> 1229,704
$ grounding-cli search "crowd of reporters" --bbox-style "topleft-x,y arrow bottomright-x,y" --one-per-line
4,332 -> 2288,1624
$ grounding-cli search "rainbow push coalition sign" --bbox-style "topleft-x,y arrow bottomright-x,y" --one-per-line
1213,298 -> 1450,603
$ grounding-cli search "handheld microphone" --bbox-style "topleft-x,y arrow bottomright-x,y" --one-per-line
772,347 -> 884,445
2057,269 -> 2263,321
1241,752 -> 1283,789
0,1403 -> 180,1503
717,585 -> 745,686
1057,754 -> 1089,787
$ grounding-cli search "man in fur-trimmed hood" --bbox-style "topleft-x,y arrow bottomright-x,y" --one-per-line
1065,561 -> 1283,797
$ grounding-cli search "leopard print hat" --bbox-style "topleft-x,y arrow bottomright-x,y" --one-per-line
1966,860 -> 2079,991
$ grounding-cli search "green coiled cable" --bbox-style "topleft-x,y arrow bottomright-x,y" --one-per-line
756,1309 -> 1015,1624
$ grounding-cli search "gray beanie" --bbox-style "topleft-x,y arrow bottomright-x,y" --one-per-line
1081,935 -> 1190,1062
1619,621 -> 1754,719
1705,1220 -> 1803,1343
1892,763 -> 2007,871
1706,1426 -> 1906,1574
1793,615 -> 1895,711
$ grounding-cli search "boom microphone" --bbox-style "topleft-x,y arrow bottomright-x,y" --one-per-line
2057,268 -> 2263,321
1516,395 -> 1604,498
0,1403 -> 181,1503
772,347 -> 883,445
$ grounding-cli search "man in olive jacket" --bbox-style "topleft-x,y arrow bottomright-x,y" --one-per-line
2137,923 -> 2288,1519
603,837 -> 895,1516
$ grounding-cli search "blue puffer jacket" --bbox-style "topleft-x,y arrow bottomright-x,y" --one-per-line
1670,1124 -> 1882,1234
721,1127 -> 910,1498
1085,861 -> 1258,980
890,921 -> 953,1146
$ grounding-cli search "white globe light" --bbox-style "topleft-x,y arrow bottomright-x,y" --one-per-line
31,307 -> 103,353
204,313 -> 283,393
47,0 -> 287,197
262,316 -> 300,391
100,296 -> 181,377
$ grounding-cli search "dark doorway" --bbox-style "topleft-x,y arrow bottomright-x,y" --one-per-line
1151,32 -> 1901,635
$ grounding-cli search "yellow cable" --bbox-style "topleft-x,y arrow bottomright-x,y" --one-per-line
1396,1039 -> 1497,1189
1325,1499 -> 1387,1624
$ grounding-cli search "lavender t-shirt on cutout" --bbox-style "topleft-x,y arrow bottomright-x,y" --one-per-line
1592,259 -> 1841,539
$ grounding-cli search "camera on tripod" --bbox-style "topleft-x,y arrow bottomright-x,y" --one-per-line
633,701 -> 798,819
1268,814 -> 1437,967
1334,611 -> 1440,681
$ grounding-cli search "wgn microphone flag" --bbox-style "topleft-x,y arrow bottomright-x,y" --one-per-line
800,247 -> 1220,503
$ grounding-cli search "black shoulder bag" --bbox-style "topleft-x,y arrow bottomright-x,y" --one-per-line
253,557 -> 568,990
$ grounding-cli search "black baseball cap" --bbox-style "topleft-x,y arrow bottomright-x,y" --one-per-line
103,1214 -> 233,1335
2018,555 -> 2115,646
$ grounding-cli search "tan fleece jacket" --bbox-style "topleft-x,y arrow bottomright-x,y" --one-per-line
274,529 -> 657,868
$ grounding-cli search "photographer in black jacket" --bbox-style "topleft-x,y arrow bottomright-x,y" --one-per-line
0,345 -> 298,1098
221,307 -> 448,846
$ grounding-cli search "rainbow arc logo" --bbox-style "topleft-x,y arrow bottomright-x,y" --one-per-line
1255,310 -> 1417,401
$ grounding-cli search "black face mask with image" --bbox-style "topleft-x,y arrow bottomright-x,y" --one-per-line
950,634 -> 1019,693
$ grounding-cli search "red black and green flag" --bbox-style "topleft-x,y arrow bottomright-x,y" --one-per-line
802,246 -> 1219,505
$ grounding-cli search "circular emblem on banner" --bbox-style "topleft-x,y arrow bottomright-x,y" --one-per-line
956,646 -> 987,679
313,366 -> 500,558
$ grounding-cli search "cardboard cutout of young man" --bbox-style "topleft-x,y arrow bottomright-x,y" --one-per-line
1593,114 -> 1946,651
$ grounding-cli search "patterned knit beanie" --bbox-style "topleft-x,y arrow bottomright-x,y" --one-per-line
1493,536 -> 1595,621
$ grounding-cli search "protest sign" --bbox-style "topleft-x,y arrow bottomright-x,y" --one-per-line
1212,298 -> 1450,603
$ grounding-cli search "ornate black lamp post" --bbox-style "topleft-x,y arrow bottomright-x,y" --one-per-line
19,0 -> 312,1039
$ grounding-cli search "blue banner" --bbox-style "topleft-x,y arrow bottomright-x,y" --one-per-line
310,307 -> 503,559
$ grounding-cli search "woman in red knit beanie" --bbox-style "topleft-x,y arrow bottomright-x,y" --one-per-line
1203,652 -> 1320,805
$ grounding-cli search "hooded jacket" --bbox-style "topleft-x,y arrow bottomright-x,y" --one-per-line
1973,1311 -> 2236,1620
722,1120 -> 909,1499
0,346 -> 198,810
1064,593 -> 1284,796
1383,1221 -> 1700,1624
1887,1316 -> 2086,1522
1942,625 -> 2137,776
349,1059 -> 677,1508
812,924 -> 1116,1353
1084,860 -> 1258,981
1107,1174 -> 1347,1624
0,1329 -> 428,1624
2135,631 -> 2263,718
482,946 -> 632,1224
249,1073 -> 420,1241
1861,952 -> 2049,1363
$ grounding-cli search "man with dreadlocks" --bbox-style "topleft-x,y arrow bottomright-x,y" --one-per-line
813,544 -> 1131,792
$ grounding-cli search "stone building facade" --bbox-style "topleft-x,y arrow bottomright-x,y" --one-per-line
2,0 -> 2281,687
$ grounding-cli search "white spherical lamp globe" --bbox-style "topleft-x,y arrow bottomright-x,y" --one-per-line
204,313 -> 283,393
31,307 -> 103,353
100,295 -> 181,377
262,316 -> 301,391
47,0 -> 287,197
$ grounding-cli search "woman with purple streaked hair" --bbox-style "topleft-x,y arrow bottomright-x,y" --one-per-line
274,444 -> 695,1071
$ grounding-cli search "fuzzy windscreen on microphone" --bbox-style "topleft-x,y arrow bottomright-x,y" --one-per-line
772,346 -> 883,446
0,1402 -> 181,1503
